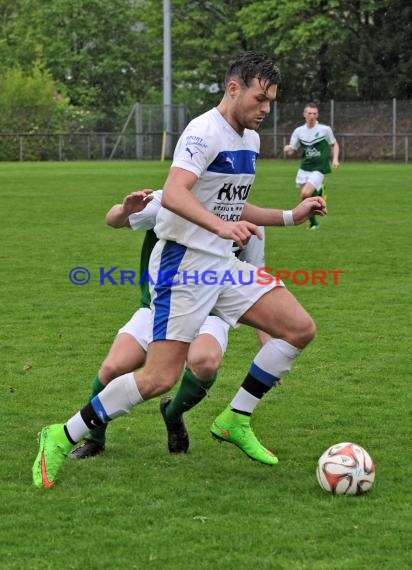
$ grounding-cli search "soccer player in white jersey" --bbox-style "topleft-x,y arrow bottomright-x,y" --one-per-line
284,102 -> 340,229
68,189 -> 265,459
33,51 -> 327,488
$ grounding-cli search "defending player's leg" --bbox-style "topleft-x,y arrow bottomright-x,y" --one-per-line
211,287 -> 315,465
160,320 -> 227,453
160,369 -> 216,453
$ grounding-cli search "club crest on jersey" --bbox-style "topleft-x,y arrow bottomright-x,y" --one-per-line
305,146 -> 321,158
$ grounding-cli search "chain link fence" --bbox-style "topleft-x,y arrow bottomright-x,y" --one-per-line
1,100 -> 411,162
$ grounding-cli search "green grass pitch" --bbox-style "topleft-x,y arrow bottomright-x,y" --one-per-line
0,160 -> 411,569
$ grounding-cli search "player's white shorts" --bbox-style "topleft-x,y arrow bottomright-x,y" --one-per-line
118,307 -> 153,352
148,240 -> 283,343
118,307 -> 229,353
295,169 -> 324,190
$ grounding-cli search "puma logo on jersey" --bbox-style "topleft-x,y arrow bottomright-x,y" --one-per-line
225,155 -> 235,168
185,146 -> 199,159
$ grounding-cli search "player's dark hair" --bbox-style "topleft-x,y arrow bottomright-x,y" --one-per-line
304,102 -> 319,110
225,51 -> 281,92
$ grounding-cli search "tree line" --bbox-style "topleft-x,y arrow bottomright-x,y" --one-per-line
0,0 -> 411,134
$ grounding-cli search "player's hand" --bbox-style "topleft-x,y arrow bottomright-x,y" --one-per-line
122,190 -> 154,214
292,196 -> 327,225
283,144 -> 294,155
217,220 -> 262,249
332,159 -> 340,169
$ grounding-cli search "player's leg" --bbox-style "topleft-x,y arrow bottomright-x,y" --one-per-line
69,308 -> 150,459
69,333 -> 147,458
255,329 -> 271,348
298,171 -> 325,229
32,339 -> 189,488
211,270 -> 315,465
32,242 -> 214,487
160,317 -> 229,453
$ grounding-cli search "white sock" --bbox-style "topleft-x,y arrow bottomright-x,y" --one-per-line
66,412 -> 89,443
65,373 -> 143,443
230,387 -> 260,414
253,338 -> 301,379
230,339 -> 301,415
96,372 -> 143,419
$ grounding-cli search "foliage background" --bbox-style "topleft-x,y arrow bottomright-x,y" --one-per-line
0,0 -> 411,133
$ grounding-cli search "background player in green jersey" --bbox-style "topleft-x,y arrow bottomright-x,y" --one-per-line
284,102 -> 339,229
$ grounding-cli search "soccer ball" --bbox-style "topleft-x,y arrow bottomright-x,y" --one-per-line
316,442 -> 375,495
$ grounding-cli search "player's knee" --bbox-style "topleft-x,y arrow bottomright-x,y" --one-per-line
99,359 -> 124,384
289,315 -> 316,349
150,371 -> 178,395
187,352 -> 221,380
300,315 -> 317,346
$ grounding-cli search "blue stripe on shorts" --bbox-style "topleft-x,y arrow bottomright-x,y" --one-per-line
153,241 -> 187,340
249,362 -> 279,388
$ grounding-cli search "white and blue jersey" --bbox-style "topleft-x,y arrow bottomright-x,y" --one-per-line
154,107 -> 260,258
148,109 -> 281,343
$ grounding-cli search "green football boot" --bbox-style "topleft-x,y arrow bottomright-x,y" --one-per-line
32,424 -> 74,488
210,407 -> 278,465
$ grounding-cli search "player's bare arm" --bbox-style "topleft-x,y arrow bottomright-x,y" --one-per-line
241,197 -> 327,227
162,167 -> 261,248
332,142 -> 340,169
106,190 -> 154,228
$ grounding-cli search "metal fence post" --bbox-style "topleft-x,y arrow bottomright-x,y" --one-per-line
178,103 -> 186,133
101,134 -> 106,159
392,98 -> 396,159
273,101 -> 277,157
19,136 -> 24,161
135,103 -> 142,159
330,99 -> 334,130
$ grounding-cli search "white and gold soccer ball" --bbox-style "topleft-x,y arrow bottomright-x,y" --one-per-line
316,442 -> 376,495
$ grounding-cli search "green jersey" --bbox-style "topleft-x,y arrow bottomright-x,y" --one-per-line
139,228 -> 158,308
289,122 -> 336,174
